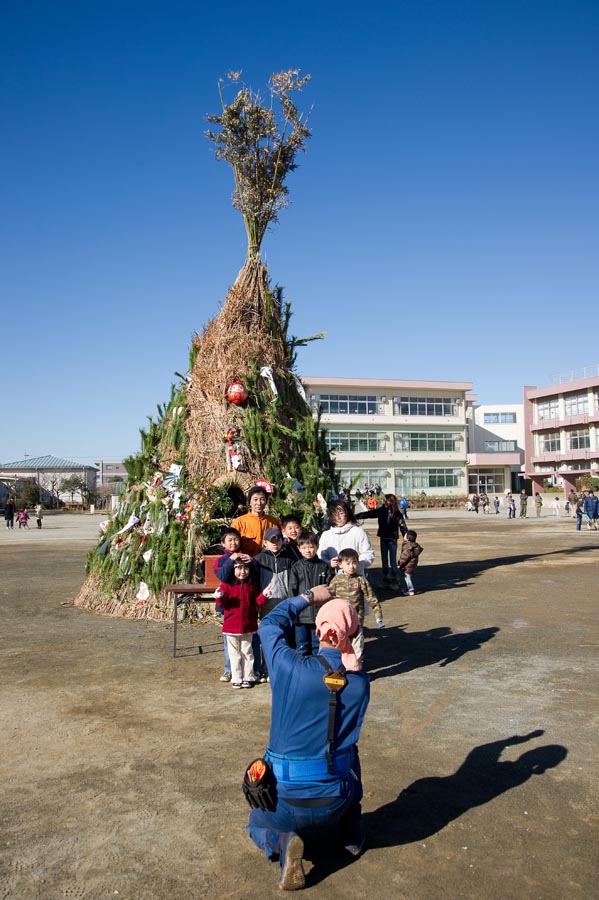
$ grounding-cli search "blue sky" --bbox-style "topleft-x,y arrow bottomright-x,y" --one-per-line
2,0 -> 598,464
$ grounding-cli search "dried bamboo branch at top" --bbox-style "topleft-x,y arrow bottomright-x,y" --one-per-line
206,70 -> 311,260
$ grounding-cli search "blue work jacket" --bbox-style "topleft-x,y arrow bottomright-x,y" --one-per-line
259,597 -> 370,798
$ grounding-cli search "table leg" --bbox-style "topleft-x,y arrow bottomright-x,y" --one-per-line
173,595 -> 178,657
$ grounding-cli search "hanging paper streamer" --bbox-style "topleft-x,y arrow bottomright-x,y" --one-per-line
260,366 -> 279,401
112,514 -> 141,539
163,463 -> 182,490
136,581 -> 150,602
293,374 -> 308,403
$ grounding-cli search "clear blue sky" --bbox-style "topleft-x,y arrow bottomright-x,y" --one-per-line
2,0 -> 598,464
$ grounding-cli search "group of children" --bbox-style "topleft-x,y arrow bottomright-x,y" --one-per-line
212,513 -> 423,689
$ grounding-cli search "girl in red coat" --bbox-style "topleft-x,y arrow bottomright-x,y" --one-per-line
214,560 -> 268,689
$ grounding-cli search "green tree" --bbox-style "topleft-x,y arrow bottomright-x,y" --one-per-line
18,479 -> 40,509
60,475 -> 86,503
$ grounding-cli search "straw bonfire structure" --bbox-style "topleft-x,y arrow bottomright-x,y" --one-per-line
75,70 -> 337,621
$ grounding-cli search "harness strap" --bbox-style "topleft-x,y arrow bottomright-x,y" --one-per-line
315,655 -> 347,774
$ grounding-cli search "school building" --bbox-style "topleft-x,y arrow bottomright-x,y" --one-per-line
302,377 -> 524,497
524,367 -> 599,495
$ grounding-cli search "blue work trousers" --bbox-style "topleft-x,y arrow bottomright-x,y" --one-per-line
247,781 -> 362,860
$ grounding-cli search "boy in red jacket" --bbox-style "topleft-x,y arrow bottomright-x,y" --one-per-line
215,560 -> 268,689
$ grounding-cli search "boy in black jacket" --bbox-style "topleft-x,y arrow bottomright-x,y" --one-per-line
289,531 -> 333,657
253,527 -> 295,678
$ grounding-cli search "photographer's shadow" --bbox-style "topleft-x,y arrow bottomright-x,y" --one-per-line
363,731 -> 567,846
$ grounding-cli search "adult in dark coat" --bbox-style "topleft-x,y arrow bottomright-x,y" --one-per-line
4,497 -> 15,529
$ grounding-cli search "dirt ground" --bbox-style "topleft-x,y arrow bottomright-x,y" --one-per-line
1,511 -> 598,900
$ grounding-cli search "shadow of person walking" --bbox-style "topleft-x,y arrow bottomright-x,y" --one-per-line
363,730 -> 567,846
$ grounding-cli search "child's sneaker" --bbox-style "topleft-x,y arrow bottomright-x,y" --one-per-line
219,672 -> 232,682
241,680 -> 254,689
231,682 -> 242,689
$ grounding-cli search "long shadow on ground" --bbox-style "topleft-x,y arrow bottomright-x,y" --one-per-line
415,541 -> 599,593
362,730 -> 567,846
303,732 -> 566,885
363,623 -> 500,680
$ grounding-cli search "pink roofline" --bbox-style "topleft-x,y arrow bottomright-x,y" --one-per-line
301,376 -> 474,391
524,374 -> 599,400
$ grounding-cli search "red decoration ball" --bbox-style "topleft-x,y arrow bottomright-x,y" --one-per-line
226,381 -> 248,405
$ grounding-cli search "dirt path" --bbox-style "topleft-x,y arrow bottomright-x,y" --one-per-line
1,514 -> 597,899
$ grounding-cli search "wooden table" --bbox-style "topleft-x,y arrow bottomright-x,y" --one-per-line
163,583 -> 216,657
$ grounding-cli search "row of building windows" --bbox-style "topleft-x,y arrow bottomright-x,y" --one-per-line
324,431 -> 465,453
395,432 -> 462,452
315,395 -> 462,417
537,391 -> 599,421
336,467 -> 464,493
483,440 -> 517,452
394,397 -> 459,417
539,429 -> 592,452
325,431 -> 387,452
483,412 -> 517,424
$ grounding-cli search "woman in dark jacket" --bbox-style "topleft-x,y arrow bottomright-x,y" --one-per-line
357,494 -> 406,586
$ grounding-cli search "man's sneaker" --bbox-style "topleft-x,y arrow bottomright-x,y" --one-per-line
231,682 -> 242,689
219,672 -> 232,682
241,680 -> 254,689
278,832 -> 305,891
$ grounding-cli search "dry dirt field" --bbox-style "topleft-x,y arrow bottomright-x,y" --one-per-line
1,511 -> 598,900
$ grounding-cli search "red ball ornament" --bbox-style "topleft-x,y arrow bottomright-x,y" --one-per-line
226,380 -> 248,405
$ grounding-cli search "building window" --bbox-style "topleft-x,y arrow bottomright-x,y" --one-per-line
394,432 -> 462,452
468,468 -> 506,494
394,396 -> 458,417
568,429 -> 590,450
483,412 -> 517,424
325,431 -> 387,452
537,398 -> 559,421
318,394 -> 381,415
336,468 -> 391,490
541,432 -> 561,453
483,440 -> 517,452
395,468 -> 462,494
564,392 -> 589,416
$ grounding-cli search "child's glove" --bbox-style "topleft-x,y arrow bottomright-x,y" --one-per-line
377,618 -> 385,629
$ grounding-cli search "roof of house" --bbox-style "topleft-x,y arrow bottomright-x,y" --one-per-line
0,455 -> 98,470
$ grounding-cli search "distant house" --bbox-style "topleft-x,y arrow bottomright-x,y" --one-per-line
0,455 -> 98,505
